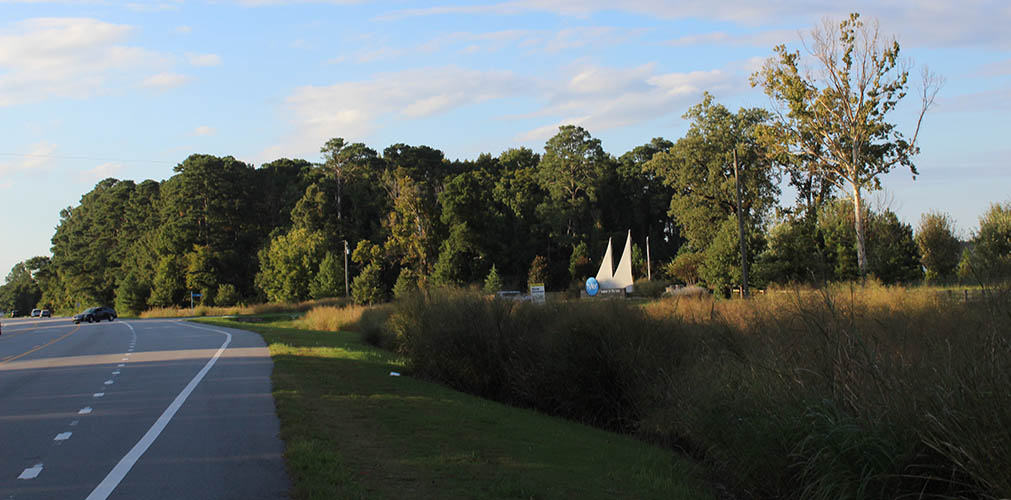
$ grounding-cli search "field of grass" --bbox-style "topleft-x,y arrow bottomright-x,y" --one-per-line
379,284 -> 1011,499
140,297 -> 349,318
195,316 -> 715,500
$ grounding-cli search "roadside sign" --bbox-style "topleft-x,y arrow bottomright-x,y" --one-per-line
529,283 -> 545,305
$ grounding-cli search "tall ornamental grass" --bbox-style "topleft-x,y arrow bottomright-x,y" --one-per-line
386,284 -> 1010,500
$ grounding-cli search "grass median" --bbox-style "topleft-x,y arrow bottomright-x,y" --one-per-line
195,317 -> 714,500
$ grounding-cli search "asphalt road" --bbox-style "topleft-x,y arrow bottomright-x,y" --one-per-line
0,316 -> 290,500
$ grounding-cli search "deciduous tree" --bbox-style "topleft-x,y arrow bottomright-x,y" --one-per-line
915,212 -> 962,282
752,12 -> 941,277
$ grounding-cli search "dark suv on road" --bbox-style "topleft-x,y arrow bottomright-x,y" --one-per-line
73,306 -> 117,324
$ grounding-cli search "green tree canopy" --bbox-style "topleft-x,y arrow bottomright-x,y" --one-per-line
916,212 -> 962,283
255,228 -> 326,303
752,12 -> 941,276
646,94 -> 779,291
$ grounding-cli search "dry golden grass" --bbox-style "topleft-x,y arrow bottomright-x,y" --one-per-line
388,283 -> 1011,499
291,304 -> 368,332
139,297 -> 349,318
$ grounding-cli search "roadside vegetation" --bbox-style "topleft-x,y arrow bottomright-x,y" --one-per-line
138,297 -> 349,319
196,316 -> 714,500
338,283 -> 1009,500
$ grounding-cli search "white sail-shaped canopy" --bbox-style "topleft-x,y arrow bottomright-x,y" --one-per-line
612,230 -> 635,292
595,238 -> 614,287
594,231 -> 635,292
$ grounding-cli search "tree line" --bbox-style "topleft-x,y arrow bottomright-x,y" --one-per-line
2,13 -> 1008,314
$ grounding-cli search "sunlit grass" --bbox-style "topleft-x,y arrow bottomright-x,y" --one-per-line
196,317 -> 714,500
388,283 -> 1011,499
140,297 -> 349,318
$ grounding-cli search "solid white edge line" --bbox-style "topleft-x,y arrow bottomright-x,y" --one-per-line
85,321 -> 232,500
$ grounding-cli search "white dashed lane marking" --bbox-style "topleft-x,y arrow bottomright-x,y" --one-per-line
79,407 -> 93,414
54,432 -> 72,441
18,463 -> 43,480
112,370 -> 120,375
93,393 -> 105,398
103,380 -> 114,385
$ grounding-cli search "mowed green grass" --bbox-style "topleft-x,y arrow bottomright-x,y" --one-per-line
195,317 -> 714,500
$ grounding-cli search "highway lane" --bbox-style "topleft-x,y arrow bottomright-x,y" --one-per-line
0,317 -> 289,499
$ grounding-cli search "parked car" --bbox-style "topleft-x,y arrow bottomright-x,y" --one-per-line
31,309 -> 41,317
40,309 -> 52,318
73,306 -> 117,324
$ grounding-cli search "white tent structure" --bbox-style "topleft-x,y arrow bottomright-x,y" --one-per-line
595,230 -> 635,293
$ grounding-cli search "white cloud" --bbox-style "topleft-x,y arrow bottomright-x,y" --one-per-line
342,27 -> 646,63
666,29 -> 798,48
0,18 -> 168,107
142,72 -> 189,89
125,2 -> 181,12
0,142 -> 58,175
235,0 -> 361,5
382,1 -> 1011,48
175,25 -> 192,34
513,64 -> 734,142
269,61 -> 740,158
186,52 -> 222,67
271,66 -> 527,157
193,125 -> 216,136
80,162 -> 125,181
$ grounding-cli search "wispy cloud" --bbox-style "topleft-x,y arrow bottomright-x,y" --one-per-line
973,58 -> 1011,77
235,0 -> 361,5
0,17 -> 169,107
268,60 -> 740,158
337,26 -> 648,64
380,1 -> 1011,48
186,52 -> 222,67
0,142 -> 59,175
193,125 -> 216,136
80,162 -> 125,181
285,65 -> 525,135
175,25 -> 192,34
125,2 -> 182,12
665,29 -> 798,48
141,72 -> 189,89
514,64 -> 734,142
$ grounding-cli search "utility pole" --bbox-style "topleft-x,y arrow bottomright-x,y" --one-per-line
733,149 -> 750,298
646,235 -> 652,281
343,240 -> 350,298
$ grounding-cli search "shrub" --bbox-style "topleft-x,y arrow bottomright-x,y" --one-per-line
215,283 -> 240,307
351,263 -> 385,305
628,278 -> 668,298
916,211 -> 962,283
392,268 -> 419,300
482,264 -> 502,294
385,284 -> 1011,500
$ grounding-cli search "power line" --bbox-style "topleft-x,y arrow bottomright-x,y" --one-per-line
0,153 -> 176,164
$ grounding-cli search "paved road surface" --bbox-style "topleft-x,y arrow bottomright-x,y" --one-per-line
0,317 -> 289,500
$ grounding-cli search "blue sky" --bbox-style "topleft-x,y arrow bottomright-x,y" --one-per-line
2,0 -> 1009,279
